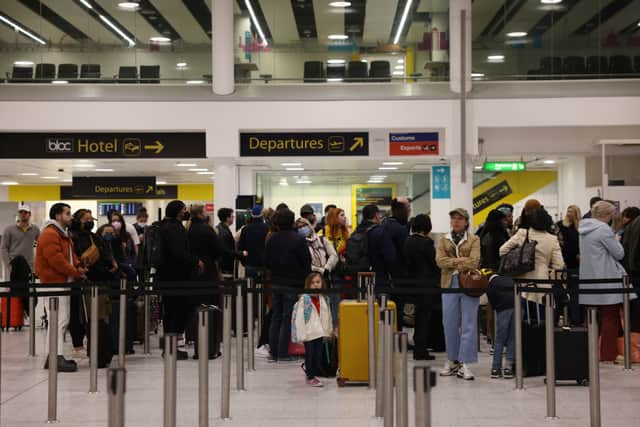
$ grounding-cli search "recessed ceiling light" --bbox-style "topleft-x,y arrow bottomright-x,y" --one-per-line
95,168 -> 114,172
197,171 -> 215,175
186,80 -> 205,85
20,172 -> 38,176
507,31 -> 527,37
370,175 -> 387,179
157,180 -> 167,185
176,62 -> 188,68
394,65 -> 404,70
329,1 -> 351,7
150,36 -> 171,43
62,178 -> 72,182
296,180 -> 312,184
367,180 -> 384,184
379,167 -> 398,170
392,71 -> 404,76
471,72 -> 485,78
327,59 -> 345,64
281,162 -> 301,167
488,55 -> 505,62
279,181 -> 289,186
397,59 -> 405,64
51,80 -> 68,84
541,0 -> 562,4
382,162 -> 403,166
286,167 -> 305,171
327,78 -> 343,82
328,34 -> 348,40
13,61 -> 34,67
474,165 -> 483,170
176,163 -> 197,167
74,163 -> 95,168
42,176 -> 59,180
189,168 -> 208,172
543,160 -> 556,164
1,181 -> 18,186
117,2 -> 140,10
99,15 -> 135,47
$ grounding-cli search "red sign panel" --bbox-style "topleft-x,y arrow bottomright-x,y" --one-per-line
389,132 -> 439,156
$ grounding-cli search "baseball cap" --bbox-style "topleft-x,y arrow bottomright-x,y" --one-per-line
300,204 -> 314,216
18,205 -> 31,213
449,208 -> 470,220
251,205 -> 263,217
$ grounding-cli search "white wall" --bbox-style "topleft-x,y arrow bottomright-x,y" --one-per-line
587,186 -> 640,211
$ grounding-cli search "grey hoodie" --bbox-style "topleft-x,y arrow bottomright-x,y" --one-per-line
578,219 -> 634,306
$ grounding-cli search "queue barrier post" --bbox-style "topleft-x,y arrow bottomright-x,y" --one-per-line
163,333 -> 178,427
89,285 -> 99,394
544,292 -> 557,420
364,273 -> 376,390
587,307 -> 601,427
256,280 -> 263,348
221,293 -> 232,420
28,289 -> 35,357
247,277 -> 255,372
143,276 -> 152,355
0,309 -> 2,421
235,282 -> 245,391
414,364 -> 436,427
375,317 -> 385,417
382,309 -> 394,427
118,278 -> 127,368
47,297 -> 59,423
394,331 -> 409,427
514,283 -> 524,390
622,275 -> 632,371
198,306 -> 214,427
107,367 -> 126,427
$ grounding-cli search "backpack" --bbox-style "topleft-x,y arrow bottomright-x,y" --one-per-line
345,225 -> 377,276
143,221 -> 164,269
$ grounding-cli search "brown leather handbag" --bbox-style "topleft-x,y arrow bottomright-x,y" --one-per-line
458,269 -> 489,297
80,236 -> 100,267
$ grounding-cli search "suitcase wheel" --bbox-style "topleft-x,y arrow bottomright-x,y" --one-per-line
337,377 -> 346,387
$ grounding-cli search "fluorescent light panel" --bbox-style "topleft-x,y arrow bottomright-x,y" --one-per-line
286,167 -> 305,171
382,162 -> 403,166
379,167 -> 398,170
281,162 -> 301,166
95,168 -> 114,172
99,15 -> 135,47
188,168 -> 208,172
328,34 -> 348,40
0,15 -> 46,45
393,0 -> 414,45
245,0 -> 268,46
176,163 -> 197,167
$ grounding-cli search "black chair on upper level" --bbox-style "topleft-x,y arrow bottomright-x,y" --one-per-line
8,65 -> 33,83
539,56 -> 561,77
346,61 -> 368,82
80,64 -> 101,82
303,61 -> 325,83
35,63 -> 55,82
58,64 -> 78,80
586,56 -> 608,76
634,56 -> 640,74
562,56 -> 586,78
326,64 -> 346,81
118,66 -> 138,83
608,55 -> 633,77
369,60 -> 391,82
140,65 -> 160,83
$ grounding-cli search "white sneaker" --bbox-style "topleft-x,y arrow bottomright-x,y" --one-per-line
256,345 -> 271,358
439,360 -> 460,376
457,363 -> 475,380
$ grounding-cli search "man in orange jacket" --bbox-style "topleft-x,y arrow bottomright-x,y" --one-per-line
35,203 -> 87,372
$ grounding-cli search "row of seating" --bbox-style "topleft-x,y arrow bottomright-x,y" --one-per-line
527,55 -> 640,79
304,60 -> 392,82
6,63 -> 161,83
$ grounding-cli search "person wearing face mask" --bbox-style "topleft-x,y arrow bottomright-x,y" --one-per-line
157,200 -> 204,360
108,209 -> 140,256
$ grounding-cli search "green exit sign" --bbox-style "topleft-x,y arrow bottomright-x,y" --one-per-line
483,161 -> 526,172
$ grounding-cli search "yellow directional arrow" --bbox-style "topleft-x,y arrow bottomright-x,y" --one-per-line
350,137 -> 364,152
144,140 -> 165,154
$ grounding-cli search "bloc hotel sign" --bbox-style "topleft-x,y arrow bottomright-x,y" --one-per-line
0,132 -> 206,158
389,132 -> 439,156
240,132 -> 369,156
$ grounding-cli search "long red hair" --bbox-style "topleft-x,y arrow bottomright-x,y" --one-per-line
326,208 -> 349,240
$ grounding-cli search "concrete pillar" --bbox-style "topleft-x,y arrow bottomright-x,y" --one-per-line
558,156 -> 589,217
449,0 -> 472,94
238,166 -> 256,196
214,162 -> 238,225
212,0 -> 235,95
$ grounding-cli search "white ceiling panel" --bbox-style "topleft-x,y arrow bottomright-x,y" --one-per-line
418,0 -> 450,13
42,0 -> 121,45
95,0 -> 162,43
150,0 -> 210,44
313,0 -> 345,45
0,0 -> 78,45
542,0 -> 616,40
586,0 -> 638,36
472,0 -> 504,40
406,20 -> 429,44
261,0 -> 300,45
501,1 -> 548,39
363,0 -> 398,44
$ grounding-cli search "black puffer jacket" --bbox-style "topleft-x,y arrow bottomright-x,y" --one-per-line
157,218 -> 199,282
404,234 -> 440,304
188,217 -> 222,280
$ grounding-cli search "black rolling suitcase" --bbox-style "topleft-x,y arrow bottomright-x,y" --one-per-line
522,298 -> 546,377
189,305 -> 222,360
86,319 -> 115,369
554,326 -> 589,385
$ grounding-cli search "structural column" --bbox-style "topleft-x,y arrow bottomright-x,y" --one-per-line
212,0 -> 235,95
214,162 -> 239,225
558,156 -> 588,219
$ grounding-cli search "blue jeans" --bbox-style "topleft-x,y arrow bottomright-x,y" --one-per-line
269,293 -> 296,359
492,308 -> 515,370
303,338 -> 323,379
442,275 -> 480,364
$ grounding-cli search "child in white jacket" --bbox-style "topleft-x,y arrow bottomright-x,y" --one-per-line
292,272 -> 334,387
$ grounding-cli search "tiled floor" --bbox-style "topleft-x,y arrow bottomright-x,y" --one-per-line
1,328 -> 638,427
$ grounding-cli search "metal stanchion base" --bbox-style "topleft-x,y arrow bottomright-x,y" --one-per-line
88,391 -> 98,395
545,416 -> 559,421
45,420 -> 59,424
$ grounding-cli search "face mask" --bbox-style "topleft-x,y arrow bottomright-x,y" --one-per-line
102,233 -> 114,241
111,221 -> 122,231
84,221 -> 95,231
137,221 -> 147,227
298,226 -> 312,238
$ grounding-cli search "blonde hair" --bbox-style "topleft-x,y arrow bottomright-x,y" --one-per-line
563,205 -> 582,229
591,201 -> 615,220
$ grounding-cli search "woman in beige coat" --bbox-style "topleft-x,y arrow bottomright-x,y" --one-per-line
499,208 -> 564,315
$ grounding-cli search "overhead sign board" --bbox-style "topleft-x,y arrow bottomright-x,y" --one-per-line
431,166 -> 451,199
0,132 -> 206,158
61,184 -> 177,200
71,177 -> 157,199
483,161 -> 526,172
389,132 -> 439,156
239,132 -> 369,157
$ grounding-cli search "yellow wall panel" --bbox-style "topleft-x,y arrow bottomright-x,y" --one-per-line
178,184 -> 214,201
8,185 -> 60,202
